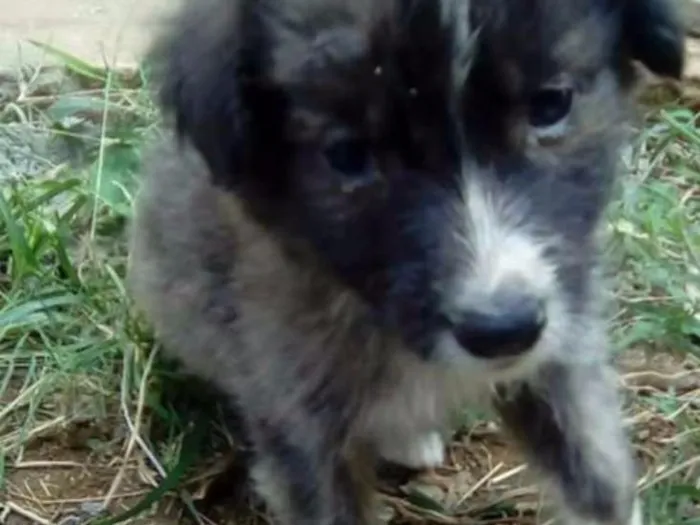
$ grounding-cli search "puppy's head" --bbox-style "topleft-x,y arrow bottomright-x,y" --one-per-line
150,0 -> 683,377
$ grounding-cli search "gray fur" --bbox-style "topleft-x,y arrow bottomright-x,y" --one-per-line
127,0 -> 684,523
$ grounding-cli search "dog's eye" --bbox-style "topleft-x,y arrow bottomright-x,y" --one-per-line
323,136 -> 372,176
528,86 -> 573,131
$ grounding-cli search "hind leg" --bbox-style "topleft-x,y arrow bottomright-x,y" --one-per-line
493,361 -> 640,525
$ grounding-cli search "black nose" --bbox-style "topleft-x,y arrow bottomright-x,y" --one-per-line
453,292 -> 546,359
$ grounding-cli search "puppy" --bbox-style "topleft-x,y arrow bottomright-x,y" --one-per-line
127,0 -> 684,523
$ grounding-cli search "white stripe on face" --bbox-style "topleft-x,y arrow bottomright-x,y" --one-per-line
432,166 -> 570,380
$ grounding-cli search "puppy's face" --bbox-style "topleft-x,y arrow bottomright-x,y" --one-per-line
155,0 -> 683,375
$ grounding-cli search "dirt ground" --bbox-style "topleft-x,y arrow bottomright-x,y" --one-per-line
3,350 -> 696,525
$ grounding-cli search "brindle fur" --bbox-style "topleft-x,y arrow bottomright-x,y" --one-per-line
127,0 -> 684,523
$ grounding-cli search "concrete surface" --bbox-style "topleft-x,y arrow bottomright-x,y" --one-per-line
0,0 -> 175,69
0,0 -> 698,73
1,0 -> 699,74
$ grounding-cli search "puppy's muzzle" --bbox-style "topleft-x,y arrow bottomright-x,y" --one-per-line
452,289 -> 547,359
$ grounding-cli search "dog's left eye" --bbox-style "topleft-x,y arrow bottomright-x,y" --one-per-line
322,136 -> 372,177
528,86 -> 573,133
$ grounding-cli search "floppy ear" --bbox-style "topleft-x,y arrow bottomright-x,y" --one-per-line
146,0 -> 287,191
621,0 -> 685,79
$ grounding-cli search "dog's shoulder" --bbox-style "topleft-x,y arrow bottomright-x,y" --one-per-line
133,134 -> 229,246
127,134 -> 242,317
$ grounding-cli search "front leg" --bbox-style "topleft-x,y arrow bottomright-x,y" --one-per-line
493,361 -> 641,525
373,428 -> 446,470
247,415 -> 377,525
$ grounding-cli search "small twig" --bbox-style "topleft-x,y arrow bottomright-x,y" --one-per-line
491,464 -> 528,485
0,380 -> 42,421
7,484 -> 155,506
2,501 -> 54,525
381,493 -> 461,524
0,416 -> 67,452
12,461 -> 86,470
639,455 -> 700,490
15,89 -> 141,106
472,485 -> 541,513
455,462 -> 504,508
103,343 -> 158,506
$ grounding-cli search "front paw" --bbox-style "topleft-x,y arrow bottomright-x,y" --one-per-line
565,497 -> 643,525
377,431 -> 445,469
628,499 -> 643,525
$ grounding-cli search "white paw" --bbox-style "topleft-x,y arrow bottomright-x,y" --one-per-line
628,498 -> 643,525
565,497 -> 644,525
379,431 -> 445,469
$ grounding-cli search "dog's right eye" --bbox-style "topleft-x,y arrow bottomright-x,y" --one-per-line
322,136 -> 372,177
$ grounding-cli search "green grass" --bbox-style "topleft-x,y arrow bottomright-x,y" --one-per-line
0,47 -> 698,525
